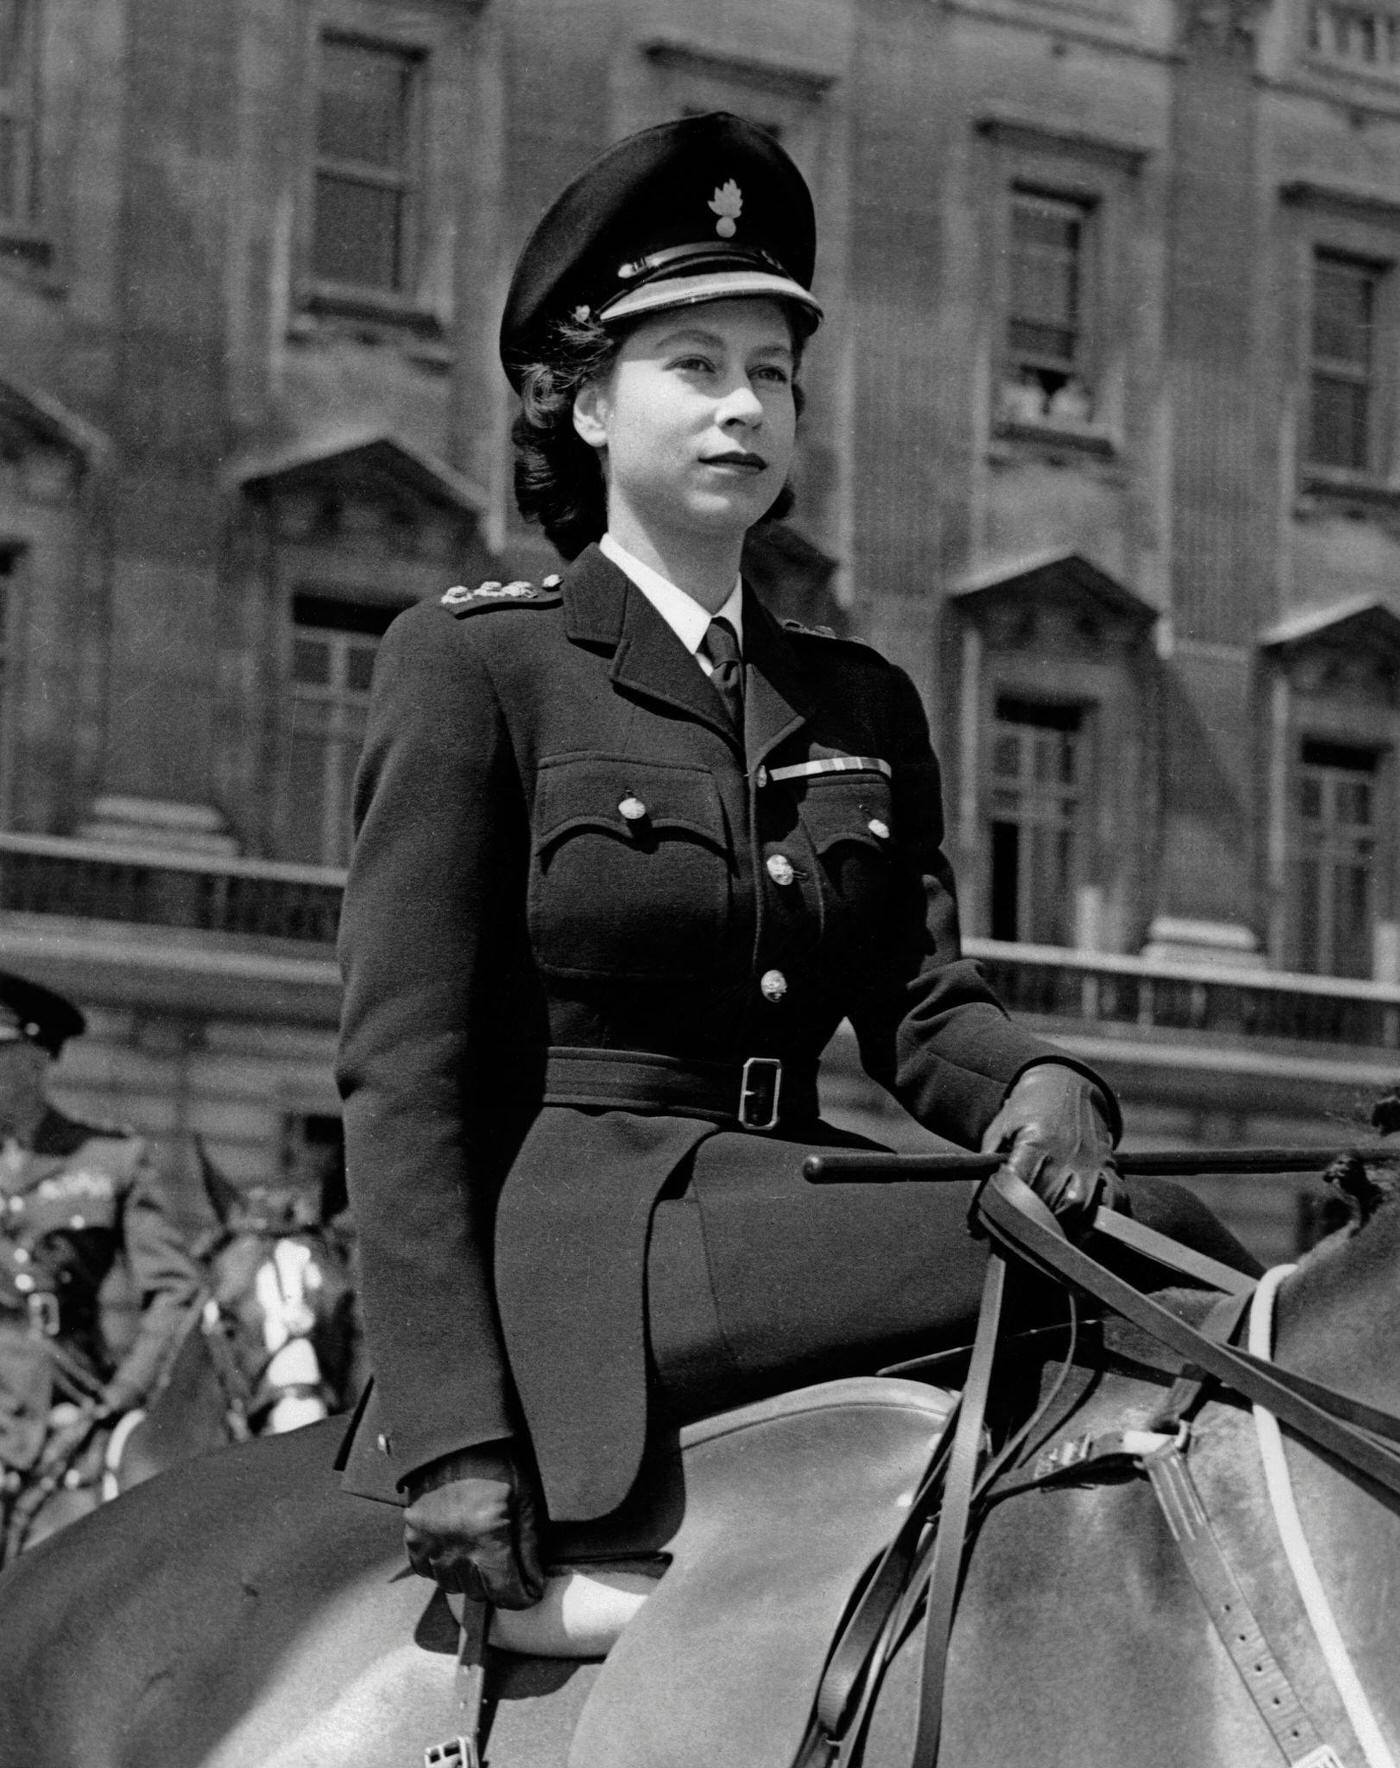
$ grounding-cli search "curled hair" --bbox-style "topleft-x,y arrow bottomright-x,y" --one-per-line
510,309 -> 807,561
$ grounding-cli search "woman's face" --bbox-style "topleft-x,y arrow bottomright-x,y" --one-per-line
572,297 -> 798,549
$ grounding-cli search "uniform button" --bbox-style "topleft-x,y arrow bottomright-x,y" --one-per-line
11,1247 -> 26,1263
71,1216 -> 86,1230
754,766 -> 769,789
13,1272 -> 32,1292
766,854 -> 796,886
618,795 -> 647,822
760,969 -> 788,1003
376,1432 -> 392,1455
867,818 -> 891,840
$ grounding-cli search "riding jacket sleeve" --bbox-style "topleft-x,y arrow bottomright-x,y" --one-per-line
336,611 -> 529,1484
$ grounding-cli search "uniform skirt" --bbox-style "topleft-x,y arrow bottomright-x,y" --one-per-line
644,1123 -> 1262,1426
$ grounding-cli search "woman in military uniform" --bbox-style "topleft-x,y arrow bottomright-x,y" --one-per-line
0,972 -> 201,1484
335,113 -> 1258,1609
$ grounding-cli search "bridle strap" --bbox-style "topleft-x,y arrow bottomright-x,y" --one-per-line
911,1251 -> 1008,1767
978,1174 -> 1400,1500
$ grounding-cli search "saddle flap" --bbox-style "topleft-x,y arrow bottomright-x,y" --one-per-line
566,1376 -> 954,1768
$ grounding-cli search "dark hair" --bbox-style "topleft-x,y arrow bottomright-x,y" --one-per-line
511,308 -> 807,560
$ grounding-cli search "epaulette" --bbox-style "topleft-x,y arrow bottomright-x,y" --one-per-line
440,575 -> 563,617
782,618 -> 868,646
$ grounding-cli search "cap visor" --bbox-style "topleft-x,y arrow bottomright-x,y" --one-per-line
598,269 -> 822,328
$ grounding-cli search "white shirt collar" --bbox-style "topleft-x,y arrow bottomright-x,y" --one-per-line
599,532 -> 744,660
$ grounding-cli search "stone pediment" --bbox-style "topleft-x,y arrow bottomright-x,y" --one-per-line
0,375 -> 109,502
230,428 -> 487,514
951,550 -> 1158,656
1261,596 -> 1400,705
228,428 -> 489,568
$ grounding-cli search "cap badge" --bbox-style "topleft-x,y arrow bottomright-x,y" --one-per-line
571,304 -> 592,323
709,180 -> 743,239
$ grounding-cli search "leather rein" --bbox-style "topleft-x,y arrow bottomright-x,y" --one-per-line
803,1163 -> 1400,1768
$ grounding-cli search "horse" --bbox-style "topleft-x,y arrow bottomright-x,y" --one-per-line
0,1163 -> 362,1563
1,1160 -> 1398,1768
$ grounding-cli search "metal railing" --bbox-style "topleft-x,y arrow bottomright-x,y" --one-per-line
966,937 -> 1400,1052
2,831 -> 1399,1051
0,832 -> 344,946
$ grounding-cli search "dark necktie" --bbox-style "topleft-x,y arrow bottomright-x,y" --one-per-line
703,616 -> 744,735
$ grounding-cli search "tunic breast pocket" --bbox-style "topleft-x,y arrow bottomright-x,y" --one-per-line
796,776 -> 895,925
529,757 -> 733,980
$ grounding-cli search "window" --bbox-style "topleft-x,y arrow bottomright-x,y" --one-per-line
987,698 -> 1085,946
283,595 -> 397,866
1308,252 -> 1385,474
1000,189 -> 1097,428
1295,738 -> 1380,978
311,35 -> 422,295
0,0 -> 37,227
1307,1 -> 1400,71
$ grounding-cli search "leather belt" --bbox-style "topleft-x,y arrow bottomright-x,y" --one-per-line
541,1048 -> 818,1131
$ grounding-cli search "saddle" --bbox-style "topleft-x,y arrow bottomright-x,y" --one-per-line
456,1375 -> 956,1768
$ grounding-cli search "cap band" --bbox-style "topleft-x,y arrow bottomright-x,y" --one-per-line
597,269 -> 824,327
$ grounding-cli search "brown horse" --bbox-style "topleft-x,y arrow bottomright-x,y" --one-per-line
1,1179 -> 1398,1768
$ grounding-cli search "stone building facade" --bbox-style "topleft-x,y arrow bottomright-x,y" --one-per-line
2,0 -> 1400,1260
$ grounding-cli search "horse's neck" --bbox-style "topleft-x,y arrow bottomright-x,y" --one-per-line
1273,1204 -> 1400,1411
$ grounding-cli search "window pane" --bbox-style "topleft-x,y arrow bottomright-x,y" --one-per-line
292,635 -> 331,686
317,39 -> 413,169
1008,194 -> 1085,376
1309,254 -> 1381,473
1309,376 -> 1370,471
0,0 -> 30,90
987,700 -> 1086,946
346,641 -> 378,694
312,173 -> 405,290
1296,743 -> 1380,977
1313,261 -> 1373,366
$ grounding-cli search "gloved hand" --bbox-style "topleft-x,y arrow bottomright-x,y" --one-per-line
980,1063 -> 1124,1226
402,1437 -> 546,1609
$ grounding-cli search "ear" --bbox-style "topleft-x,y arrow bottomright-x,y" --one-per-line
572,380 -> 610,451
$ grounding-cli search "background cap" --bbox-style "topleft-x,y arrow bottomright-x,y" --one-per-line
500,111 -> 822,389
0,972 -> 86,1056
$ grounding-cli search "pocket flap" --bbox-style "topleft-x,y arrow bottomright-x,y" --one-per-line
797,778 -> 895,854
536,758 -> 728,854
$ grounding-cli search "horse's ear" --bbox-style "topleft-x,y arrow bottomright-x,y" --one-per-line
196,1138 -> 243,1229
1322,1149 -> 1395,1231
1371,1084 -> 1400,1138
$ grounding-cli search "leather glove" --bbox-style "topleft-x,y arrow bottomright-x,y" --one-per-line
402,1437 -> 546,1609
980,1063 -> 1124,1226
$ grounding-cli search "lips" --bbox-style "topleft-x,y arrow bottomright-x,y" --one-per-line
702,450 -> 768,471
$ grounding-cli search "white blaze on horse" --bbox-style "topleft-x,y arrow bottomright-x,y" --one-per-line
1,1148 -> 1399,1768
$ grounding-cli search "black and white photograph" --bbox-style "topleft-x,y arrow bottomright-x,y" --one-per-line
0,1 -> 1398,1763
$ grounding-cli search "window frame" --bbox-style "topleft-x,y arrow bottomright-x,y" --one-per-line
1283,183 -> 1400,509
278,590 -> 401,869
977,118 -> 1148,463
1305,246 -> 1390,479
1290,735 -> 1389,978
303,28 -> 427,322
986,694 -> 1092,948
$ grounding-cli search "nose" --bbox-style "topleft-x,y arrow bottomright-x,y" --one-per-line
717,377 -> 764,430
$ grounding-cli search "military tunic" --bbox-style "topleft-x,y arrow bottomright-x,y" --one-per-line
0,1107 -> 201,1473
334,543 -> 1148,1522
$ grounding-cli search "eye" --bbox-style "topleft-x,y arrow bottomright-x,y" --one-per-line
753,363 -> 792,387
671,354 -> 716,375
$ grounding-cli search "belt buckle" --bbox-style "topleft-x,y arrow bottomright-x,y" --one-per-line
27,1292 -> 59,1337
738,1057 -> 782,1131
